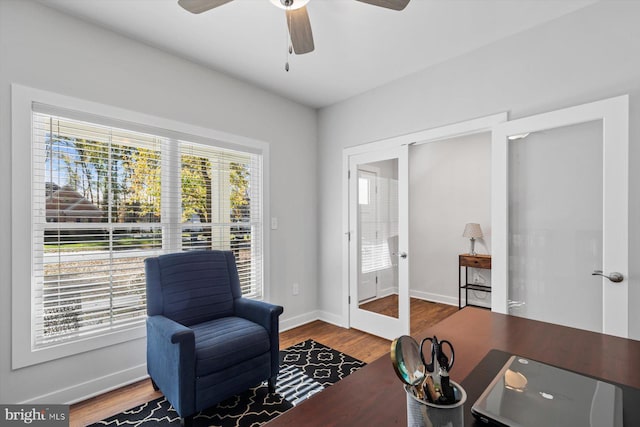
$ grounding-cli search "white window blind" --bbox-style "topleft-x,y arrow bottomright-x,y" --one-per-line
32,110 -> 263,349
180,142 -> 263,297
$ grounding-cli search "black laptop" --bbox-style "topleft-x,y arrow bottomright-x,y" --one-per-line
471,355 -> 623,427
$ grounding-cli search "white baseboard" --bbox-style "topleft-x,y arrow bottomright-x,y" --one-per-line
410,290 -> 458,307
317,310 -> 346,328
279,309 -> 346,332
20,364 -> 148,405
279,310 -> 321,332
377,286 -> 398,298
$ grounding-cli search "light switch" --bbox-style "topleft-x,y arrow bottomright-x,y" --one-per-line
271,217 -> 278,230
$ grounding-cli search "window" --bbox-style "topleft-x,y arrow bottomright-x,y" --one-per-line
11,84 -> 268,368
32,110 -> 263,349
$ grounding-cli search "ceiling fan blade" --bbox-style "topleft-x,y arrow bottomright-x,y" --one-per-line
355,0 -> 410,11
286,6 -> 315,55
178,0 -> 234,14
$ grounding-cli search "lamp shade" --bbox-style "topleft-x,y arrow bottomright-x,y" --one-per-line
463,223 -> 483,238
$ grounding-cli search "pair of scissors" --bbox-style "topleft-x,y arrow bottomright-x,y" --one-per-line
419,335 -> 455,373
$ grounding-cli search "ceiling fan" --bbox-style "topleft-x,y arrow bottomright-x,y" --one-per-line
177,0 -> 410,56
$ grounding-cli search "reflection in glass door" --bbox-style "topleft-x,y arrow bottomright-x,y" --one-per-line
348,146 -> 409,340
357,169 -> 380,303
357,164 -> 398,318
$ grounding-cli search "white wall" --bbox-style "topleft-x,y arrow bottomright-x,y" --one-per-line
317,0 -> 640,339
0,0 -> 317,403
409,133 -> 491,307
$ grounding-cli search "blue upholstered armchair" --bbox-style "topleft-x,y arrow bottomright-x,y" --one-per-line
145,250 -> 284,426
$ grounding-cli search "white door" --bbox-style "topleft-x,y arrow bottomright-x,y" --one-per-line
348,145 -> 409,340
492,95 -> 629,338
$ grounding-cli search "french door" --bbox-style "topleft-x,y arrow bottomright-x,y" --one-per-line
348,145 -> 409,340
492,95 -> 629,338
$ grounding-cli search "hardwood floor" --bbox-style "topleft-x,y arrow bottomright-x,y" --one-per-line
359,294 -> 400,318
359,295 -> 458,336
408,298 -> 459,336
70,380 -> 163,427
280,320 -> 391,364
69,300 -> 457,426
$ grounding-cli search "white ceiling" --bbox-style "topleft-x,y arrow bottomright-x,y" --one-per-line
39,0 -> 596,109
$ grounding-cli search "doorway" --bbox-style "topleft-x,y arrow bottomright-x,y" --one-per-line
409,132 -> 492,308
343,113 -> 507,339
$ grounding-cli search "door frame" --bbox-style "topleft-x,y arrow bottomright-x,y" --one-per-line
342,112 -> 507,332
491,95 -> 629,337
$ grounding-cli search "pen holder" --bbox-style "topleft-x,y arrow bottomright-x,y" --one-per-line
405,381 -> 466,427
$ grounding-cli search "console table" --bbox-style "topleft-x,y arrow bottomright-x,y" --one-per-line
458,253 -> 491,309
265,308 -> 640,427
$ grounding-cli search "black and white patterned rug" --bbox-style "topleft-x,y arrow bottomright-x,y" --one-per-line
89,339 -> 366,426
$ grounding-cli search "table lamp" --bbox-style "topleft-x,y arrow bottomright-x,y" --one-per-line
463,223 -> 483,255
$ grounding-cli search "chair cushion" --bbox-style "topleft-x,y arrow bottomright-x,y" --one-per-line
192,317 -> 270,377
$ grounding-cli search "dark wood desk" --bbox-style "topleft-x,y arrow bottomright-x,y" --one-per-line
266,307 -> 640,427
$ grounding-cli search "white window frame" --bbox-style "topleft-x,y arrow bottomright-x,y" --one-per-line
11,84 -> 270,369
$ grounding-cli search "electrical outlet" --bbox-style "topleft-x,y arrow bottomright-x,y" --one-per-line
271,217 -> 278,230
292,283 -> 299,296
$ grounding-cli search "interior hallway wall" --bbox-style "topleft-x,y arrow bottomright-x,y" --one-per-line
409,133 -> 491,308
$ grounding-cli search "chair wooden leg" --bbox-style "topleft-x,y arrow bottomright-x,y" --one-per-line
151,379 -> 160,391
181,415 -> 193,427
268,376 -> 277,393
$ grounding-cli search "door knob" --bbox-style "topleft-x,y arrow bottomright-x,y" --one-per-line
592,270 -> 624,283
399,252 -> 408,259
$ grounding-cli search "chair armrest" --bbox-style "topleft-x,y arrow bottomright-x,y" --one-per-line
234,298 -> 284,334
146,315 -> 196,417
148,315 -> 195,344
235,298 -> 284,381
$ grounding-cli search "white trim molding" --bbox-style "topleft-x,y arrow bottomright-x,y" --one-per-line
20,364 -> 148,405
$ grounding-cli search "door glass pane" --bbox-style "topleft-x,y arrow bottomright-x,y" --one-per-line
357,159 -> 399,319
508,120 -> 603,331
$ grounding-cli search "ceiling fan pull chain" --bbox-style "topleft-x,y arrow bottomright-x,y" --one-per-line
285,5 -> 292,72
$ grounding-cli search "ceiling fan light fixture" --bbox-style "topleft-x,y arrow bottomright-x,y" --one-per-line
270,0 -> 310,10
178,0 -> 410,70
